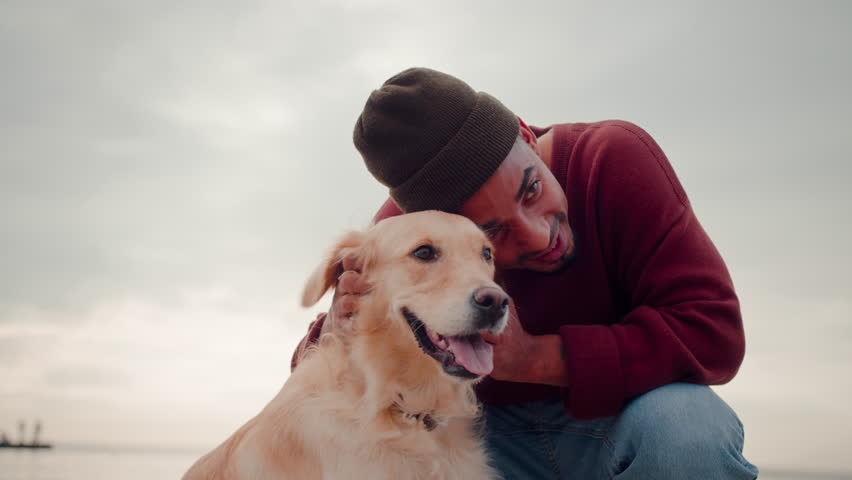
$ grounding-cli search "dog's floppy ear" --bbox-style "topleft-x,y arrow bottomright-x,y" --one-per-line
301,230 -> 365,307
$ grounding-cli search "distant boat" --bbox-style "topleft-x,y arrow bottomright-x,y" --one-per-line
0,442 -> 53,449
0,420 -> 52,449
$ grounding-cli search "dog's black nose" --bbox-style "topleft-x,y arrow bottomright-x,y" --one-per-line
471,287 -> 509,326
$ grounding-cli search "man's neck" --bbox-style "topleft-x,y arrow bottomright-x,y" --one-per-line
537,129 -> 555,171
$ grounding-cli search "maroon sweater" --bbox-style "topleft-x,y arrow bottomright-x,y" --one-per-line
293,121 -> 745,420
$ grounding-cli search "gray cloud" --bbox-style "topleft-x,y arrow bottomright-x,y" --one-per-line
43,365 -> 128,389
0,335 -> 56,366
0,1 -> 393,313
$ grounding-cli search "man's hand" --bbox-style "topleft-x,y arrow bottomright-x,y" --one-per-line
481,301 -> 569,386
321,253 -> 370,336
480,301 -> 536,382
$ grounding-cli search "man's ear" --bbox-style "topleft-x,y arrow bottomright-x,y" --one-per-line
517,117 -> 539,155
301,230 -> 365,307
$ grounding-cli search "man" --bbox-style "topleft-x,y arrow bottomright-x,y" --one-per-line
292,67 -> 758,479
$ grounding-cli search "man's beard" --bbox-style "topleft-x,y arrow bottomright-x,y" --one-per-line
538,239 -> 578,276
517,213 -> 577,274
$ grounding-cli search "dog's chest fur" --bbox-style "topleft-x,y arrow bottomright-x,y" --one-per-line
241,335 -> 494,480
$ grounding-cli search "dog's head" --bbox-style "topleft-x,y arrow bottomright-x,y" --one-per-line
302,211 -> 509,381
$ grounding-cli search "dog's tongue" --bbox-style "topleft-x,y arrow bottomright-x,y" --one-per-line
446,335 -> 493,376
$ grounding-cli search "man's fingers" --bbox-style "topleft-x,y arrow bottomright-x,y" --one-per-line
329,284 -> 344,303
337,270 -> 369,295
327,261 -> 369,331
336,294 -> 358,317
336,271 -> 359,294
340,252 -> 363,273
480,331 -> 500,345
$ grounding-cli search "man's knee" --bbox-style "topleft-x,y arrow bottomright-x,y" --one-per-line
610,383 -> 756,477
621,383 -> 743,444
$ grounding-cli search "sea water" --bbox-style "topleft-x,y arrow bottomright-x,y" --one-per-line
0,445 -> 203,480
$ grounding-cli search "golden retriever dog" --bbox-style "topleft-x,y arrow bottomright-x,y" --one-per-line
183,211 -> 509,479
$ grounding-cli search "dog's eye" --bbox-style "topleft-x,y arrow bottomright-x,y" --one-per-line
411,245 -> 438,262
482,247 -> 492,262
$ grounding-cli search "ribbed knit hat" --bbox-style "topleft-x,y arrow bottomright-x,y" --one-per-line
353,67 -> 519,213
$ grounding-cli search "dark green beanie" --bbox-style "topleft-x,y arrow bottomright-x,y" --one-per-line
353,67 -> 519,213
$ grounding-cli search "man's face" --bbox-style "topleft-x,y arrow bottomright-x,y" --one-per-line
457,137 -> 576,273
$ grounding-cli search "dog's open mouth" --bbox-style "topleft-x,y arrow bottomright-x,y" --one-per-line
402,307 -> 493,379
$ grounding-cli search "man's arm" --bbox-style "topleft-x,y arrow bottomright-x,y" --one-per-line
556,122 -> 744,419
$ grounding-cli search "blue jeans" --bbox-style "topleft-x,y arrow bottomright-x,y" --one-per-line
482,383 -> 759,479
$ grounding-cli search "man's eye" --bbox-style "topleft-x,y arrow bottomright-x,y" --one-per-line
411,245 -> 438,262
482,247 -> 492,262
524,179 -> 542,201
484,227 -> 502,240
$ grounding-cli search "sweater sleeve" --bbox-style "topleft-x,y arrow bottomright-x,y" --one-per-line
558,122 -> 745,419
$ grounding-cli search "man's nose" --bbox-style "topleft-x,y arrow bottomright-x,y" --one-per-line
513,216 -> 551,253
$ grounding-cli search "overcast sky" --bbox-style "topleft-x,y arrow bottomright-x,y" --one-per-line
1,0 -> 850,474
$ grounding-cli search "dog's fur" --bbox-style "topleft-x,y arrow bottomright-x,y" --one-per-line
183,211 -> 507,479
